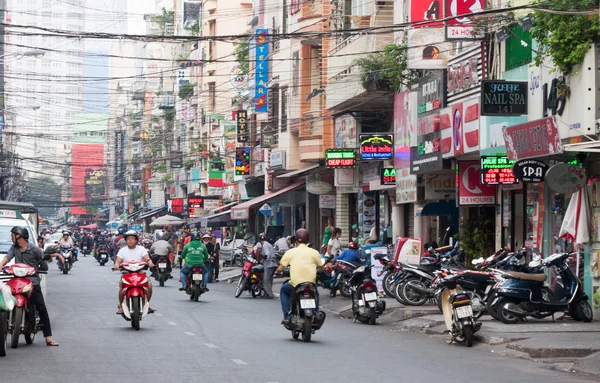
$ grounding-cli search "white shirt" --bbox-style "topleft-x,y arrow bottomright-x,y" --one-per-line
116,245 -> 148,263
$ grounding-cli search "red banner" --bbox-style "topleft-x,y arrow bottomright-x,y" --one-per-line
458,161 -> 495,205
502,117 -> 563,161
410,0 -> 443,27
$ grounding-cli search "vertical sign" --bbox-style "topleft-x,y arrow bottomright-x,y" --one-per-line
255,29 -> 269,113
235,148 -> 251,175
237,110 -> 249,143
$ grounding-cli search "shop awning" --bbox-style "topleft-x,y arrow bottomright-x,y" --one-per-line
230,180 -> 305,219
277,164 -> 319,178
138,206 -> 167,220
418,201 -> 457,216
126,208 -> 144,220
192,210 -> 236,227
209,200 -> 238,214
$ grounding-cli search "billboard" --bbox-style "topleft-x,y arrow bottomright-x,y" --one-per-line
255,29 -> 269,113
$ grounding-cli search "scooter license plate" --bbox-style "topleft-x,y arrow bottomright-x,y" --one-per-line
455,305 -> 473,319
192,274 -> 203,281
364,292 -> 377,302
83,246 -> 87,250
300,299 -> 316,309
101,254 -> 107,259
158,263 -> 167,269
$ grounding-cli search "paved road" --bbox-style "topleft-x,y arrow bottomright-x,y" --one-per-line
1,256 -> 594,382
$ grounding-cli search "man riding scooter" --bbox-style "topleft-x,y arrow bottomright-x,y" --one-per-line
327,241 -> 362,297
150,238 -> 174,279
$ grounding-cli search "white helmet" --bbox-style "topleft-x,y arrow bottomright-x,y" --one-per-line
123,230 -> 139,243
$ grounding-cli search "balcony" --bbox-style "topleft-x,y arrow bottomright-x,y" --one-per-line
294,0 -> 324,36
299,111 -> 323,162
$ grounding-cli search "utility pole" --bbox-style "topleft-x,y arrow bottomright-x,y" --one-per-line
0,0 -> 6,200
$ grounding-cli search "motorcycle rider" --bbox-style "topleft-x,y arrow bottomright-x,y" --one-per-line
0,226 -> 64,346
179,232 -> 210,292
81,231 -> 93,254
113,230 -> 155,314
327,241 -> 362,297
256,233 -> 277,299
149,238 -> 174,279
161,225 -> 179,266
58,230 -> 76,263
274,236 -> 291,253
276,229 -> 324,325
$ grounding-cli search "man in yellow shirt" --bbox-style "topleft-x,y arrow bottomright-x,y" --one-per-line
276,228 -> 324,323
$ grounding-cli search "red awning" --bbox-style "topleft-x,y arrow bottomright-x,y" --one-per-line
230,180 -> 305,220
80,223 -> 97,230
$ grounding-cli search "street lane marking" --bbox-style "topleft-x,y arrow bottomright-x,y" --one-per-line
184,332 -> 195,336
232,359 -> 247,365
205,343 -> 218,348
168,321 -> 177,326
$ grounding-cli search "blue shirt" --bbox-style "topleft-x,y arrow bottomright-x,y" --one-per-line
333,249 -> 361,264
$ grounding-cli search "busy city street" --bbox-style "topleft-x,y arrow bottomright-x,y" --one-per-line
0,256 -> 596,383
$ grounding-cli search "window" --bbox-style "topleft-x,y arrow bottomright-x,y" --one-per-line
351,0 -> 370,16
292,51 -> 299,96
282,0 -> 288,34
208,82 -> 216,111
505,24 -> 532,71
280,87 -> 288,132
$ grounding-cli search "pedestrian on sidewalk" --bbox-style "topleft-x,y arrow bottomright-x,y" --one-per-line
321,217 -> 334,254
257,233 -> 277,298
326,228 -> 342,261
208,235 -> 221,282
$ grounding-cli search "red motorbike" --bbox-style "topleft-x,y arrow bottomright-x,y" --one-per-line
234,252 -> 264,298
2,264 -> 44,348
117,261 -> 152,330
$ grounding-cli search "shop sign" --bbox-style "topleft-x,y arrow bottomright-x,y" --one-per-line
270,150 -> 286,170
235,148 -> 251,175
445,0 -> 484,40
252,148 -> 266,177
502,116 -> 563,160
203,198 -> 222,211
306,180 -> 332,195
440,99 -> 480,158
394,91 -> 412,169
546,163 -> 586,194
319,194 -> 336,209
359,134 -> 393,160
380,168 -> 396,185
171,151 -> 183,168
187,197 -> 203,217
512,159 -> 549,183
425,173 -> 456,200
335,114 -> 358,149
416,71 -> 445,114
458,161 -> 496,205
362,192 -> 377,236
447,57 -> 479,98
254,29 -> 269,113
480,156 -> 517,185
169,198 -> 184,214
230,208 -> 249,220
335,168 -> 358,193
325,149 -> 356,168
481,80 -> 528,116
396,168 -> 417,204
236,110 -> 249,143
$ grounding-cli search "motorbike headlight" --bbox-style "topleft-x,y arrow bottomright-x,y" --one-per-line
22,283 -> 33,293
13,267 -> 29,277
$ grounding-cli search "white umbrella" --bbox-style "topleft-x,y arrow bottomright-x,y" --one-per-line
149,215 -> 184,227
559,187 -> 590,276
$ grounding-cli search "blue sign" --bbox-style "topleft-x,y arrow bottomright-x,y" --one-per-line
130,224 -> 143,232
110,222 -> 119,228
259,203 -> 272,217
255,29 -> 269,113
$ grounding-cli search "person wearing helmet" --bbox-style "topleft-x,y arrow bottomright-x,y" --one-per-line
326,241 -> 363,297
58,230 -> 76,262
0,227 -> 63,346
255,233 -> 277,298
179,232 -> 210,292
275,229 -> 324,324
150,237 -> 174,278
113,231 -> 155,314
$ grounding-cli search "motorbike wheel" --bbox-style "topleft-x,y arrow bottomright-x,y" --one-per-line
436,289 -> 444,313
338,278 -> 352,299
251,286 -> 263,298
234,256 -> 244,267
292,331 -> 299,339
495,299 -> 521,324
159,273 -> 165,287
399,279 -> 429,306
131,297 -> 141,331
62,265 -> 68,274
0,311 -> 7,356
234,277 -> 247,298
23,309 -> 35,345
11,307 -> 23,349
301,317 -> 312,342
571,299 -> 594,322
192,285 -> 202,302
463,324 -> 474,347
382,272 -> 397,298
368,308 -> 376,325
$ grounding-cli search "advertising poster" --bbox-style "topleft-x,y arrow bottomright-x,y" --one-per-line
334,114 -> 357,149
394,238 -> 422,265
224,123 -> 236,184
370,247 -> 388,293
362,192 -> 377,237
394,91 -> 411,170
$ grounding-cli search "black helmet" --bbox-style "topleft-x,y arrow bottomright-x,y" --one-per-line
191,232 -> 200,241
295,228 -> 309,244
11,226 -> 29,240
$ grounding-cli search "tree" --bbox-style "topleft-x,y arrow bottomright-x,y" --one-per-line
20,177 -> 62,217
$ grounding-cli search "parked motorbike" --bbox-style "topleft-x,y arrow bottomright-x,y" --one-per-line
183,264 -> 206,302
153,254 -> 170,287
282,282 -> 326,342
97,246 -> 109,266
376,254 -> 402,298
349,264 -> 386,324
333,260 -> 358,298
115,261 -> 153,330
491,252 -> 593,324
58,245 -> 73,274
2,264 -> 45,348
234,253 -> 264,298
434,272 -> 481,347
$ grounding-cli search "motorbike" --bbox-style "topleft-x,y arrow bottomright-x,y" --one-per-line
59,245 -> 74,274
97,246 -> 110,266
2,264 -> 45,349
116,261 -> 153,330
81,242 -> 92,257
491,252 -> 593,324
183,264 -> 206,302
234,253 -> 265,298
332,260 -> 358,298
283,282 -> 326,342
153,254 -> 170,287
349,264 -> 386,324
434,272 -> 481,347
376,254 -> 403,298
0,306 -> 6,357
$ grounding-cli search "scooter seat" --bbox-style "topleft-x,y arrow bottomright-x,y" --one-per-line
503,271 -> 546,282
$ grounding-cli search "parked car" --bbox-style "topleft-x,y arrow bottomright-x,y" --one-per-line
221,239 -> 247,267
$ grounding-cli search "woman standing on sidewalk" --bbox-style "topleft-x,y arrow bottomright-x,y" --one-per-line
322,218 -> 335,254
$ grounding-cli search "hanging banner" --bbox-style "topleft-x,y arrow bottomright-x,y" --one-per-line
255,29 -> 269,113
235,148 -> 251,175
237,110 -> 249,143
394,91 -> 412,169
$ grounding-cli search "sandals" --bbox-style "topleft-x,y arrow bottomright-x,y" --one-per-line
46,340 -> 59,347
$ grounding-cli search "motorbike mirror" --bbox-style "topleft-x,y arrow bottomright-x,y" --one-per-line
472,258 -> 483,265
